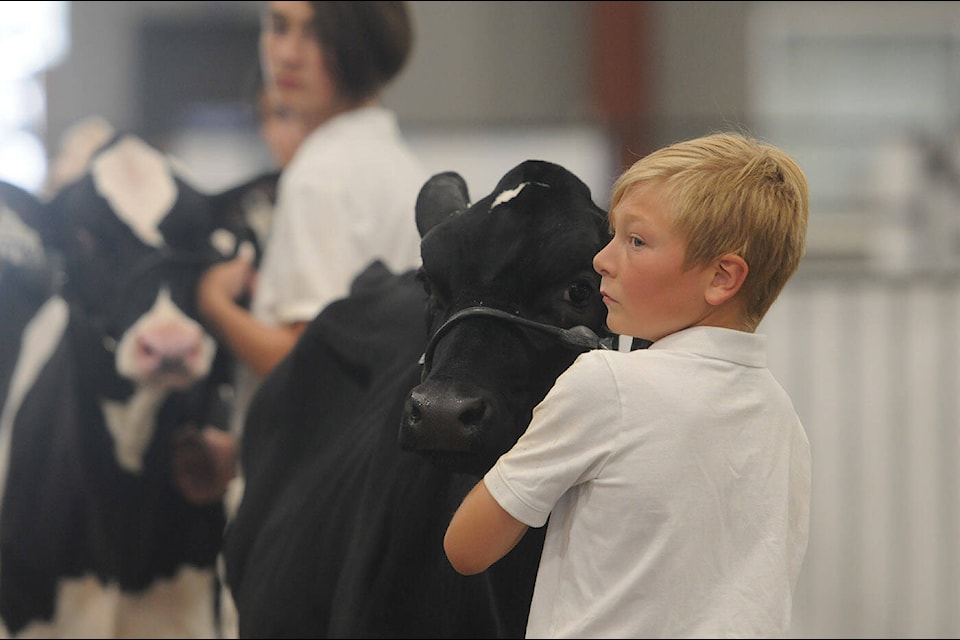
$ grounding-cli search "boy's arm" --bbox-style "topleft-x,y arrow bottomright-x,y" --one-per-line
444,478 -> 529,575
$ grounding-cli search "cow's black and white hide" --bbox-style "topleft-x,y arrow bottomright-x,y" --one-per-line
0,132 -> 278,638
0,181 -> 56,420
223,160 -> 635,638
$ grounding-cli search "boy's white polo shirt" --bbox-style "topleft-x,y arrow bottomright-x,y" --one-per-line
485,325 -> 811,638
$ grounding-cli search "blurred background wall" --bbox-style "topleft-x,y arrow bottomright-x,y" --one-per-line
4,1 -> 960,637
13,1 -> 759,202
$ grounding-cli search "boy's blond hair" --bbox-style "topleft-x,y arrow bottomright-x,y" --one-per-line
610,131 -> 809,330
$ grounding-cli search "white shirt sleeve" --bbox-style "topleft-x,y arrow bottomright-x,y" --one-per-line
484,350 -> 621,527
264,175 -> 360,324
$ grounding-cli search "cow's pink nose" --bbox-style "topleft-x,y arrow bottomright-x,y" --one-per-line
134,323 -> 205,376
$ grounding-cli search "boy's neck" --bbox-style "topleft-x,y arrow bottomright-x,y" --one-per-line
691,301 -> 752,333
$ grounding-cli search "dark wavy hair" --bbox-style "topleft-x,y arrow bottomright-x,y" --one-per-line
308,1 -> 414,103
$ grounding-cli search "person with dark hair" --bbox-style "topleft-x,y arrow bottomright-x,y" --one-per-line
176,2 -> 424,508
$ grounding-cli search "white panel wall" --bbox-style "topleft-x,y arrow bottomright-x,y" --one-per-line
761,271 -> 960,638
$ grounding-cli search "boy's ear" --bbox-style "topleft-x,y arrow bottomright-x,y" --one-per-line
705,253 -> 748,306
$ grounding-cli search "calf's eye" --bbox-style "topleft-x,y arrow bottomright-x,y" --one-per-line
415,268 -> 432,296
563,280 -> 594,308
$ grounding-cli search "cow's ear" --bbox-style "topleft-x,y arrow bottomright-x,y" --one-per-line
415,171 -> 470,238
208,170 -> 281,260
19,180 -> 72,253
209,171 -> 281,222
0,180 -> 46,233
0,180 -> 49,273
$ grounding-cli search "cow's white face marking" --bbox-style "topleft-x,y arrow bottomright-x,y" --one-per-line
491,180 -> 552,211
491,182 -> 528,210
91,136 -> 176,248
114,287 -> 216,388
11,566 -> 218,638
107,287 -> 216,473
101,387 -> 166,473
0,203 -> 45,270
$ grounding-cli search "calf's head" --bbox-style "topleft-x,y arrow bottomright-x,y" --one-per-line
399,160 -> 612,476
39,133 -> 270,391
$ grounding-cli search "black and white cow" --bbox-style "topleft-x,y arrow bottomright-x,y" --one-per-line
224,160 -> 639,638
0,181 -> 57,417
0,132 -> 277,638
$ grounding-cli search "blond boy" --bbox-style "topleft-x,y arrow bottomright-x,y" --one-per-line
444,131 -> 811,638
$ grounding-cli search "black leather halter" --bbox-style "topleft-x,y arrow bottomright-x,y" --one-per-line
418,305 -> 611,380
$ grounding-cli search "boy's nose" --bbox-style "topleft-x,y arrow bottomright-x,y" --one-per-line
593,241 -> 613,276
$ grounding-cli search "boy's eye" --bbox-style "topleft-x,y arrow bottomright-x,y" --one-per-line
630,236 -> 645,248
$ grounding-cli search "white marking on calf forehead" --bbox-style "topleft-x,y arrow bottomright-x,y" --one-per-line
491,182 -> 528,209
490,180 -> 550,210
0,203 -> 45,269
91,136 -> 176,248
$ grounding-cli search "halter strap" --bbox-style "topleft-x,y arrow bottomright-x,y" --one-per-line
418,305 -> 611,380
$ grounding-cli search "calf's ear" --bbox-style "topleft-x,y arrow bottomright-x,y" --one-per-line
0,180 -> 46,236
415,171 -> 470,238
0,181 -> 54,296
208,170 -> 282,261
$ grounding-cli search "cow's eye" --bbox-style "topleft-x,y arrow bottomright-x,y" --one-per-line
415,268 -> 432,296
563,280 -> 595,308
417,268 -> 448,330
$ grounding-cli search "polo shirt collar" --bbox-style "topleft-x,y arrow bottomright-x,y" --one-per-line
647,326 -> 766,368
